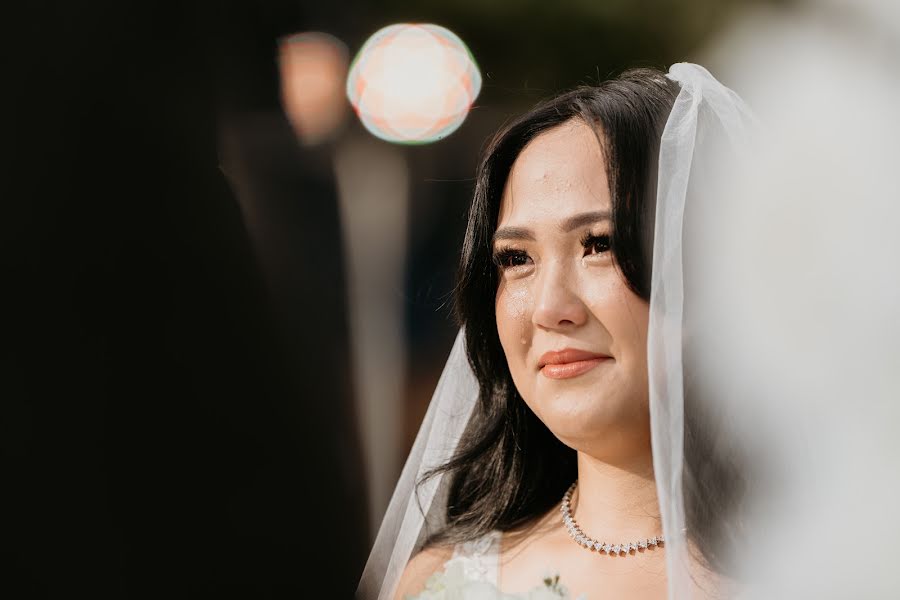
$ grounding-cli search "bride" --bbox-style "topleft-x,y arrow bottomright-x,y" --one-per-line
359,64 -> 754,600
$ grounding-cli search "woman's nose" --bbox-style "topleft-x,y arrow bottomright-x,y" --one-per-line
531,263 -> 588,330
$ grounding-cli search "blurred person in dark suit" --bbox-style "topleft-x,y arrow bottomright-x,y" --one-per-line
1,2 -> 366,597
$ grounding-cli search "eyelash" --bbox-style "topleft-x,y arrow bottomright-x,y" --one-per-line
492,233 -> 612,271
493,247 -> 530,270
580,232 -> 612,256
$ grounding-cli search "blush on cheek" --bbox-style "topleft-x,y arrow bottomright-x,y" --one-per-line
497,286 -> 531,341
496,284 -> 533,364
503,285 -> 530,319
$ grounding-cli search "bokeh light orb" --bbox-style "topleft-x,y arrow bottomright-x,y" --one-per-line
346,23 -> 482,144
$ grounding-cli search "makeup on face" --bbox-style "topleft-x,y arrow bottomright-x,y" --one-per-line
538,348 -> 613,380
493,120 -> 651,449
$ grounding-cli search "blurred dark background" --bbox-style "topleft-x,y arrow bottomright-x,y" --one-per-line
0,0 -> 765,597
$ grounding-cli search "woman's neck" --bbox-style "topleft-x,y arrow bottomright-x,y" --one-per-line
572,449 -> 662,542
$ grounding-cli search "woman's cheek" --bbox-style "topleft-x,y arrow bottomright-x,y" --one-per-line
502,281 -> 531,330
496,282 -> 533,361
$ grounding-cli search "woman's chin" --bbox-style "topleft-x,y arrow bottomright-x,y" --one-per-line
535,401 -> 623,439
531,395 -> 649,453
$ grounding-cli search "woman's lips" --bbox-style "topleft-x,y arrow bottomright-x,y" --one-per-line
538,349 -> 611,380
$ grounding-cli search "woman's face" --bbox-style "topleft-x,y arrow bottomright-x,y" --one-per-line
494,119 -> 651,459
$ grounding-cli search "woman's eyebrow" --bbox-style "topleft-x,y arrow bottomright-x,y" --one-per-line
560,210 -> 611,232
492,226 -> 535,245
492,211 -> 611,245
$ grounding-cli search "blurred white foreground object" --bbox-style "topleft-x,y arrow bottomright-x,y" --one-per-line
689,1 -> 900,597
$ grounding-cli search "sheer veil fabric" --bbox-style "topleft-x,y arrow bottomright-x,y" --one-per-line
356,330 -> 478,600
356,63 -> 756,600
649,63 -> 755,600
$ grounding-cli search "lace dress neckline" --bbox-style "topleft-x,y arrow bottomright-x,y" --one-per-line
410,530 -> 584,599
448,529 -> 502,586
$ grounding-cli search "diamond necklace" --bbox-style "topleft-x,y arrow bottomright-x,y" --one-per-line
560,481 -> 664,556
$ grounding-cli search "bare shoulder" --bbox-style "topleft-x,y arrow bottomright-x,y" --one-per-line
392,545 -> 455,600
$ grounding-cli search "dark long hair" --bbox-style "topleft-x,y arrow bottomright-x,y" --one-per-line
418,67 -> 680,545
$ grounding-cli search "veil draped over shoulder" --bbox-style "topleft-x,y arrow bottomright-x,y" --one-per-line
356,329 -> 476,600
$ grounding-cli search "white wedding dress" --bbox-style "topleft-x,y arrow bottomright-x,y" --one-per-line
446,531 -> 502,587
407,530 -> 584,600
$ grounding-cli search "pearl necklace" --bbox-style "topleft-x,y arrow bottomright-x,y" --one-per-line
560,481 -> 664,556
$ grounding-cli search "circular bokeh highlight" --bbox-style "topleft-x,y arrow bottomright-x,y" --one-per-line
347,23 -> 482,144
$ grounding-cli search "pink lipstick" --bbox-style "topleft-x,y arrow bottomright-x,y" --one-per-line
538,349 -> 611,380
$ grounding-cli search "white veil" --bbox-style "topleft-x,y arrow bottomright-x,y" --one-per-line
356,330 -> 478,600
357,63 -> 756,600
649,63 -> 756,599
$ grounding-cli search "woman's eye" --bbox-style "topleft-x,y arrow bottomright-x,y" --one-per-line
493,249 -> 531,270
582,233 -> 611,256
